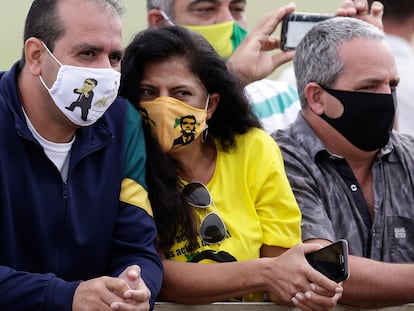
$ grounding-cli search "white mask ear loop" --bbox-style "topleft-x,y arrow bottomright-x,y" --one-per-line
41,42 -> 63,66
39,42 -> 62,90
204,94 -> 210,111
160,10 -> 175,26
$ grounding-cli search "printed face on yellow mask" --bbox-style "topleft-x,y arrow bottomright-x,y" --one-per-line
138,54 -> 212,152
140,96 -> 209,153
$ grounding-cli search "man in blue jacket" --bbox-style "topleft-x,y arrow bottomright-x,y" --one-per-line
0,0 -> 162,310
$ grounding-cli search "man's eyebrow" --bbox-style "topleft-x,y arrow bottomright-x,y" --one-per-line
189,0 -> 219,7
230,0 -> 247,4
72,43 -> 123,57
73,43 -> 103,52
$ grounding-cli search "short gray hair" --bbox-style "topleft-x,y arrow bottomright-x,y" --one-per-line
147,0 -> 174,18
294,17 -> 385,108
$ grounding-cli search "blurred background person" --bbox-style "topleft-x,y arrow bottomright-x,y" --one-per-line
368,0 -> 414,136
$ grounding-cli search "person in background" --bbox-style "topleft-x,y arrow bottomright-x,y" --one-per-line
119,25 -> 343,310
274,17 -> 414,308
0,0 -> 162,309
368,0 -> 414,135
146,0 -> 384,133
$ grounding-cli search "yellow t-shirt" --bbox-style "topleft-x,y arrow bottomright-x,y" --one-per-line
167,128 -> 302,301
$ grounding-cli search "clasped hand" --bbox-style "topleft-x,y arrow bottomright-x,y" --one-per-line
72,265 -> 151,311
265,244 -> 343,311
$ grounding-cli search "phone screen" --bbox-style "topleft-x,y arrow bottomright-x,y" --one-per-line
284,21 -> 319,50
280,13 -> 334,51
305,239 -> 349,282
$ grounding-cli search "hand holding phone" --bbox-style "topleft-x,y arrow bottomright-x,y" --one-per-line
305,239 -> 349,282
280,12 -> 334,51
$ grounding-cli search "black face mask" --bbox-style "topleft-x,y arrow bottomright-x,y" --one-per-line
319,86 -> 396,152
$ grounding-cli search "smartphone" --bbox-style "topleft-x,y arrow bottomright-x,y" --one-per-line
280,12 -> 334,51
305,239 -> 349,282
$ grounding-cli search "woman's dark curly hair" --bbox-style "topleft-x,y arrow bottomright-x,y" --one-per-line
119,26 -> 261,257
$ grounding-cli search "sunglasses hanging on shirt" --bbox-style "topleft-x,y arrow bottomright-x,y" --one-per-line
182,182 -> 227,244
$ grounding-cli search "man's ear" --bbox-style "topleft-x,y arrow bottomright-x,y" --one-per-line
24,37 -> 45,76
206,93 -> 220,120
148,9 -> 170,27
304,82 -> 325,115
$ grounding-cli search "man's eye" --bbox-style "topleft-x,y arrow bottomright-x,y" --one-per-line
231,7 -> 245,14
193,6 -> 216,18
111,56 -> 121,61
390,82 -> 399,92
110,52 -> 123,61
230,3 -> 246,15
358,85 -> 377,92
109,55 -> 122,66
195,6 -> 215,13
80,51 -> 95,58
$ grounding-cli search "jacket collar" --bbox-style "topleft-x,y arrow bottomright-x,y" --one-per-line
1,61 -> 116,160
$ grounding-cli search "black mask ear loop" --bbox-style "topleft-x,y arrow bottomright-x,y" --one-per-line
160,10 -> 175,26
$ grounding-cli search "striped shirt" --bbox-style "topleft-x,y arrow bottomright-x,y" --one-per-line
245,79 -> 301,134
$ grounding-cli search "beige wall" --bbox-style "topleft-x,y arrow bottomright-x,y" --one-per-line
0,1 -> 342,72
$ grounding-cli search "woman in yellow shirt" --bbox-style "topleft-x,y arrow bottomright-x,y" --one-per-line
119,25 -> 342,309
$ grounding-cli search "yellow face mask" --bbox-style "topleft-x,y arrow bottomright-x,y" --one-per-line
159,11 -> 248,59
139,96 -> 209,153
184,21 -> 248,59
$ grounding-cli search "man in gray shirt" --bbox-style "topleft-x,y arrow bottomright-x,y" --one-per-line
274,17 -> 414,308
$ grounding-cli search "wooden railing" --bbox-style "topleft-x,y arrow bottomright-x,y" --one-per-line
154,302 -> 414,311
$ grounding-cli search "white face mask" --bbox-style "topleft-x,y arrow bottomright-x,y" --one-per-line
39,42 -> 121,126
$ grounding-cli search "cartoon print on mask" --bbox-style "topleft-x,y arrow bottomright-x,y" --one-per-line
172,115 -> 200,148
39,41 -> 120,127
139,96 -> 208,153
138,107 -> 156,133
65,78 -> 97,121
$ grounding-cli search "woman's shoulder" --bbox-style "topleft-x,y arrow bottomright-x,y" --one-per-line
236,128 -> 278,149
220,128 -> 281,165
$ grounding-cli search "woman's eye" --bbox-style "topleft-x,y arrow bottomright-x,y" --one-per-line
140,89 -> 157,99
173,91 -> 193,101
177,90 -> 191,96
